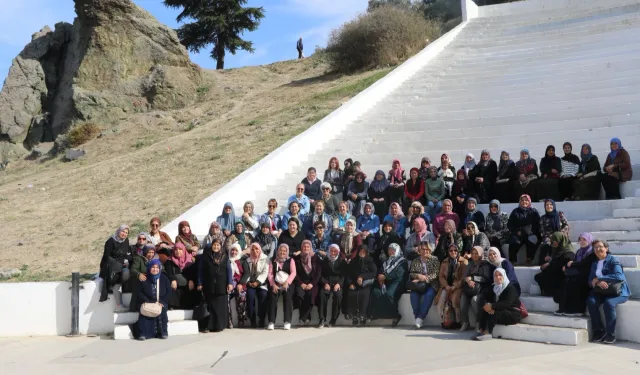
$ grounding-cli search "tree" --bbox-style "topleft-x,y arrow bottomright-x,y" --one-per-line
164,0 -> 265,70
367,0 -> 417,12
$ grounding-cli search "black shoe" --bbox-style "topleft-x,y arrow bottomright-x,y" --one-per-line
200,329 -> 209,333
160,335 -> 168,339
317,319 -> 325,328
352,317 -> 359,326
359,317 -> 367,326
250,321 -> 257,329
391,315 -> 402,328
327,319 -> 336,327
591,330 -> 605,342
136,336 -> 146,341
603,333 -> 617,344
259,319 -> 265,328
554,309 -> 564,316
345,314 -> 351,320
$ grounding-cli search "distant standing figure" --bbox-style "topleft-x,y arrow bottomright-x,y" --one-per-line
297,37 -> 304,59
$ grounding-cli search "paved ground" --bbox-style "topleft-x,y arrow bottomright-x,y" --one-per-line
1,328 -> 639,375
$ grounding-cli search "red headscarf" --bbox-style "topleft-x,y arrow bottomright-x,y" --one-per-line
390,159 -> 404,183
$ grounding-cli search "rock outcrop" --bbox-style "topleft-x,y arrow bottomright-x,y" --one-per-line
0,0 -> 202,158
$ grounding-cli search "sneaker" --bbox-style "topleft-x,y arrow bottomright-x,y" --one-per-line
474,333 -> 493,341
554,309 -> 565,316
591,330 -> 606,343
317,320 -> 325,328
460,323 -> 470,332
267,323 -> 275,331
283,322 -> 291,330
415,318 -> 423,329
563,312 -> 584,317
603,333 -> 617,344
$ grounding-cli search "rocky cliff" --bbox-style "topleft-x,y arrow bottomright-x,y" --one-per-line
0,0 -> 202,158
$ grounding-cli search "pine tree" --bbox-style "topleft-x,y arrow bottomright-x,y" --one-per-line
164,0 -> 265,70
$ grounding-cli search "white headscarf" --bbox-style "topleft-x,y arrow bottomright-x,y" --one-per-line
383,243 -> 406,274
464,153 -> 476,176
229,243 -> 242,275
492,268 -> 510,299
488,247 -> 503,267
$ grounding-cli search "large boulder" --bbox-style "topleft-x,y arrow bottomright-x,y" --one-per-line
0,0 -> 202,157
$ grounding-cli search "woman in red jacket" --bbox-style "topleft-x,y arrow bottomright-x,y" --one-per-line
404,167 -> 425,214
602,137 -> 632,199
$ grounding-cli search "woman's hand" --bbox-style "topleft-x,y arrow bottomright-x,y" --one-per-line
197,285 -> 202,291
282,282 -> 289,289
566,261 -> 573,268
188,280 -> 194,290
544,256 -> 551,262
324,284 -> 331,291
171,280 -> 177,290
349,284 -> 356,290
418,274 -> 427,282
551,169 -> 558,175
227,284 -> 233,293
293,251 -> 301,257
598,281 -> 609,289
237,284 -> 244,293
271,285 -> 279,294
139,274 -> 147,282
591,278 -> 599,287
540,263 -> 549,271
319,251 -> 326,257
483,303 -> 492,312
334,284 -> 341,291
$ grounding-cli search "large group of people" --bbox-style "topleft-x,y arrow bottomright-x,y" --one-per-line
98,138 -> 632,343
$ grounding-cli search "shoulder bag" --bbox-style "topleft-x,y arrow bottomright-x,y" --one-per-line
140,279 -> 163,318
192,292 -> 210,320
593,281 -> 624,297
406,279 -> 427,293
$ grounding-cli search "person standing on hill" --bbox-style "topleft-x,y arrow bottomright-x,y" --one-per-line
297,37 -> 304,59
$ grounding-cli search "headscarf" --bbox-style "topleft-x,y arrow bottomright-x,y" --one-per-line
300,240 -> 313,274
147,259 -> 162,283
142,245 -> 155,259
609,137 -> 622,161
233,221 -> 247,249
363,202 -> 375,218
465,197 -> 478,224
467,221 -> 480,236
488,200 -> 503,232
413,217 -> 427,239
229,243 -> 242,275
543,199 -> 561,232
204,222 -> 225,249
383,243 -> 406,274
492,268 -> 510,299
442,199 -> 453,213
488,247 -> 503,267
112,225 -> 130,244
390,159 -> 404,184
516,148 -> 535,172
519,194 -> 532,209
467,246 -> 486,274
387,202 -> 405,232
575,232 -> 595,262
428,166 -> 438,180
446,244 -> 459,285
452,169 -> 468,197
580,143 -> 593,172
209,239 -> 224,264
541,145 -> 560,173
177,221 -> 197,246
550,232 -> 574,259
254,222 -> 275,248
463,153 -> 476,175
353,172 -> 366,192
217,202 -> 237,232
328,244 -> 340,262
498,151 -> 514,178
561,142 -> 580,164
172,242 -> 193,270
133,232 -> 150,255
276,243 -> 290,264
440,153 -> 451,168
478,150 -> 491,167
249,243 -> 263,262
341,219 -> 358,256
419,157 -> 432,180
371,170 -> 390,193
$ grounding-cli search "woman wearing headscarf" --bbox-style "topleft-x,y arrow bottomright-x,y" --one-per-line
463,153 -> 476,178
405,217 -> 435,261
319,244 -> 346,327
148,217 -> 173,245
216,202 -> 237,237
281,201 -> 304,231
558,142 -> 581,200
376,220 -> 405,266
267,244 -> 297,330
469,150 -> 498,203
459,197 -> 485,232
294,240 -> 322,326
345,244 -> 377,325
252,222 -> 278,258
461,221 -> 490,258
407,201 -> 431,235
370,243 -> 408,326
99,225 -> 131,308
487,247 -> 520,296
537,145 -> 562,201
514,149 -> 539,201
240,243 -> 270,328
202,222 -> 226,253
339,219 -> 362,262
409,241 -> 440,329
460,246 -> 493,331
484,200 -> 510,256
197,238 -> 233,333
494,151 -> 519,204
425,166 -> 446,218
432,199 -> 460,239
228,244 -> 248,328
437,154 -> 456,198
418,157 -> 432,181
225,221 -> 252,254
434,219 -> 463,262
135,259 -> 172,340
572,143 -> 602,201
383,202 -> 409,239
435,244 -> 467,329
452,169 -> 474,219
602,137 -> 632,200
404,167 -> 425,214
241,201 -> 261,237
347,172 -> 369,216
388,159 -> 406,205
131,232 -> 150,256
534,232 -> 575,297
333,201 -> 355,235
323,157 -> 344,195
129,245 -> 156,315
320,182 -> 341,216
368,170 -> 390,218
164,242 -> 193,309
537,199 -> 570,264
279,217 -> 306,258
473,268 -> 522,341
555,232 -> 597,317
303,200 -> 333,239
175,221 -> 201,257
357,202 -> 380,251
507,194 -> 541,265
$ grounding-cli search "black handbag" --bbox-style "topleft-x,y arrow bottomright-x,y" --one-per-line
175,274 -> 188,287
463,275 -> 485,297
193,293 -> 210,320
564,267 -> 581,277
406,279 -> 427,293
593,281 -> 624,297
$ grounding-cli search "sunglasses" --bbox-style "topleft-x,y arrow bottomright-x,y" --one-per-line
322,187 -> 330,190
297,188 -> 304,191
151,224 -> 159,227
268,205 -> 276,208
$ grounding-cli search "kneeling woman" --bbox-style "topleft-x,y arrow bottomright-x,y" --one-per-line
267,244 -> 297,330
346,245 -> 377,325
474,268 -> 522,341
136,259 -> 172,340
370,243 -> 408,326
197,239 -> 233,333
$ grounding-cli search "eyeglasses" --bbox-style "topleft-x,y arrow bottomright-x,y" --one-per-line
268,205 -> 276,208
322,187 -> 330,190
151,224 -> 159,227
296,188 -> 304,191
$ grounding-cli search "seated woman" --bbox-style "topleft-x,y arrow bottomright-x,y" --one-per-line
148,217 -> 173,246
319,183 -> 341,217
537,145 -> 562,201
452,169 -> 473,219
345,244 -> 377,325
261,199 -> 283,237
338,219 -> 362,262
434,219 -> 463,262
487,247 -> 520,296
333,200 -> 355,235
534,232 -> 575,297
587,239 -> 631,344
228,244 -> 248,328
508,194 -> 541,265
473,268 -> 522,341
240,243 -> 271,328
175,221 -> 200,257
267,244 -> 297,330
281,201 -> 304,231
131,232 -> 150,257
388,159 -> 406,205
461,221 -> 490,258
438,154 -> 456,198
404,167 -> 425,214
347,172 -> 369,216
514,149 -> 539,201
240,201 -> 261,237
294,241 -> 322,326
463,153 -> 476,178
460,246 -> 493,331
433,199 -> 460,239
99,225 -> 131,309
408,241 -> 441,329
225,222 -> 253,255
216,202 -> 237,237
494,151 -> 519,204
572,144 -> 602,201
436,244 -> 468,329
252,222 -> 278,259
559,142 -> 581,201
555,232 -> 596,317
279,218 -> 305,258
537,199 -> 569,264
459,197 -> 485,232
357,202 -> 380,251
303,200 -> 333,239
135,259 -> 172,340
319,244 -> 346,328
468,149 -> 498,203
370,243 -> 408,326
311,222 -> 331,259
383,202 -> 409,239
602,137 -> 633,200
342,158 -> 355,201
129,245 -> 156,313
197,238 -> 233,333
405,217 -> 435,261
418,157 -> 432,181
376,220 -> 405,265
407,201 -> 430,235
302,167 -> 323,209
485,200 -> 510,256
425,166 -> 447,217
369,170 -> 390,218
324,157 -> 344,196
202,222 -> 226,253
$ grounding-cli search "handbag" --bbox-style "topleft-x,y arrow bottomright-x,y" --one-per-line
275,270 -> 289,285
593,281 -> 624,297
564,266 -> 581,277
140,279 -> 163,318
406,279 -> 427,293
175,273 -> 188,287
441,300 -> 456,329
515,300 -> 529,319
192,292 -> 210,320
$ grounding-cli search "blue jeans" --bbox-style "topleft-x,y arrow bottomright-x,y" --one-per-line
586,292 -> 629,334
410,286 -> 436,320
246,287 -> 268,324
426,200 -> 443,218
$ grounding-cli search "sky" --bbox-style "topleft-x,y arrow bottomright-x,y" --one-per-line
0,0 -> 368,82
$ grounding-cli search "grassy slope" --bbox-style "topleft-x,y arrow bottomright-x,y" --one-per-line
0,56 -> 391,281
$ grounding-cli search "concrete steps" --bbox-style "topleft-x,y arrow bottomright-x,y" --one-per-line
614,208 -> 640,218
492,324 -> 588,346
113,320 -> 199,340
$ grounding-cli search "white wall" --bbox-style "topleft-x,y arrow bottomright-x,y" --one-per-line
477,0 -> 640,17
462,0 -> 479,21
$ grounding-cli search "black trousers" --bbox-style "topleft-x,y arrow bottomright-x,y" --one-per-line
295,286 -> 316,322
205,294 -> 228,332
509,239 -> 537,263
558,177 -> 575,200
268,288 -> 293,324
247,287 -> 268,325
601,174 -> 622,199
347,286 -> 371,318
478,309 -> 521,334
318,289 -> 343,321
558,275 -> 589,314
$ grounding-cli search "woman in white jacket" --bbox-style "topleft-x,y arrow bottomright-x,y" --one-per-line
240,243 -> 271,328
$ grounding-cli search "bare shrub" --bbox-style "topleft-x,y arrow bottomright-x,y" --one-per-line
67,122 -> 101,147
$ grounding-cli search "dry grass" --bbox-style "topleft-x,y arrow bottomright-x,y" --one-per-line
0,56 -> 391,281
67,122 -> 101,147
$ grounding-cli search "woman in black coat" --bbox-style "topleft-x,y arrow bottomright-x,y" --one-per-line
537,145 -> 562,201
376,220 -> 405,266
197,239 -> 233,333
295,240 -> 322,325
555,233 -> 597,316
571,144 -> 602,201
99,225 -> 131,307
136,259 -> 172,340
507,194 -> 541,265
319,244 -> 347,327
494,151 -> 520,204
534,232 -> 575,298
279,218 -> 306,257
345,244 -> 377,325
468,150 -> 498,203
474,268 -> 522,341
